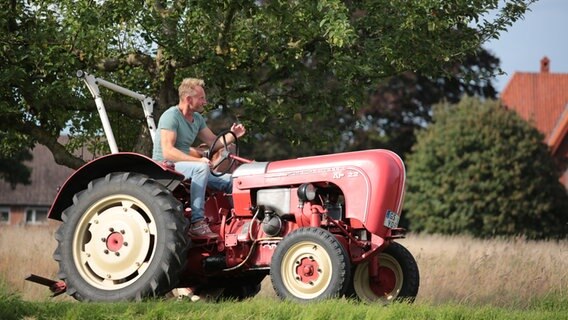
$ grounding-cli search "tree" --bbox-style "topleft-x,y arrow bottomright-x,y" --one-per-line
343,48 -> 500,158
0,0 -> 536,179
0,131 -> 32,187
239,46 -> 501,161
404,97 -> 568,239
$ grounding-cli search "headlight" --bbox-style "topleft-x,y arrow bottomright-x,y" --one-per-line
297,183 -> 317,201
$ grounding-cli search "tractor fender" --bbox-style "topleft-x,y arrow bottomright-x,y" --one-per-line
48,152 -> 185,221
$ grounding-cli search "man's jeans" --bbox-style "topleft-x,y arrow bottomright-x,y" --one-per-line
174,161 -> 232,223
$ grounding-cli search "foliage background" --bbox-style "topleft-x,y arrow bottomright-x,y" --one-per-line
404,97 -> 568,238
1,0 -> 533,172
3,0 -> 565,238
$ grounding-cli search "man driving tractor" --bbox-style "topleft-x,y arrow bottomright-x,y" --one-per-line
28,70 -> 419,303
152,78 -> 246,239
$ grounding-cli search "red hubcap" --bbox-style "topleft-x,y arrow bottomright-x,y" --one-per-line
106,232 -> 124,252
296,257 -> 320,283
370,267 -> 396,296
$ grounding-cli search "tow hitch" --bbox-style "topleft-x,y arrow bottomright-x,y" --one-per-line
25,274 -> 67,297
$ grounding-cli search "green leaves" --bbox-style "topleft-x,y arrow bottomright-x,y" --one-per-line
0,131 -> 33,187
405,97 -> 568,239
0,0 -> 537,176
317,0 -> 355,48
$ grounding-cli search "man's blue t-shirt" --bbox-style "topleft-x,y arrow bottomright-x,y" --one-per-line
152,106 -> 206,161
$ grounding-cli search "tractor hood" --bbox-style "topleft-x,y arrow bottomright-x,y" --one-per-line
232,149 -> 406,235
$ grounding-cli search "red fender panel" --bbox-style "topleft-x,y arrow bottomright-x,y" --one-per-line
48,152 -> 184,221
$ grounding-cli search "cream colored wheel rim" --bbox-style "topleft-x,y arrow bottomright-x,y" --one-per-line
73,194 -> 157,290
280,241 -> 333,299
353,253 -> 403,303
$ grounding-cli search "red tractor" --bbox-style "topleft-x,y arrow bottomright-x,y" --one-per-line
28,72 -> 419,303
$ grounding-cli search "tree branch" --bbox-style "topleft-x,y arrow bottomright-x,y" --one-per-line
216,5 -> 237,56
96,53 -> 156,74
68,98 -> 146,119
23,123 -> 86,169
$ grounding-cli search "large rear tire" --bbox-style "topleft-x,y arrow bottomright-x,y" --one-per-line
352,242 -> 419,303
270,228 -> 350,301
53,172 -> 189,301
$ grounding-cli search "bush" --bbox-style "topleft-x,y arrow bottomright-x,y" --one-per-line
404,97 -> 568,238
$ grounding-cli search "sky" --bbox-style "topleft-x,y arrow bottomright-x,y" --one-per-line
484,0 -> 568,94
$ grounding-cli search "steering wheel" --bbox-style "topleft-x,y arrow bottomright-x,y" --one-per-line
207,130 -> 239,177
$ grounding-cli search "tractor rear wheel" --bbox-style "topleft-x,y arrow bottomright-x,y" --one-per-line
352,242 -> 419,303
53,172 -> 189,301
270,228 -> 350,301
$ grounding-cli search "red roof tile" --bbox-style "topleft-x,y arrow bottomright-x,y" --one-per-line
501,57 -> 568,150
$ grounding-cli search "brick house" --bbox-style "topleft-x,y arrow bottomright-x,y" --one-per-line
0,141 -> 76,225
500,57 -> 568,189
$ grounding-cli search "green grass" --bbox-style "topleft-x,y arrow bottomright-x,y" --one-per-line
2,283 -> 568,320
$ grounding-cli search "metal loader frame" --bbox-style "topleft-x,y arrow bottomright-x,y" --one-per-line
75,70 -> 157,153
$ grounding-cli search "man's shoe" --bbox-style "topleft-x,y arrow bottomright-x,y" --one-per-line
189,220 -> 218,239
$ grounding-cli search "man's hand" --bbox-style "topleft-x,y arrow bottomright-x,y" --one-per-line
189,147 -> 205,158
200,157 -> 212,168
231,123 -> 246,138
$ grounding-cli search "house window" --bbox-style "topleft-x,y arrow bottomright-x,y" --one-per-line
25,207 -> 49,225
0,207 -> 9,224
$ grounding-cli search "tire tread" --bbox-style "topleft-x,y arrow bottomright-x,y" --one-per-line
53,172 -> 189,301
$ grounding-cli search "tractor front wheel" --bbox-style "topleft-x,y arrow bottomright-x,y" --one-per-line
352,242 -> 419,303
270,228 -> 350,301
53,172 -> 189,301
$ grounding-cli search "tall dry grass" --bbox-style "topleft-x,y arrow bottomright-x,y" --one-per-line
0,224 -> 62,301
1,225 -> 567,308
397,234 -> 568,308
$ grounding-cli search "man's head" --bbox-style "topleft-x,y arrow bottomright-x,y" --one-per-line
179,78 -> 207,112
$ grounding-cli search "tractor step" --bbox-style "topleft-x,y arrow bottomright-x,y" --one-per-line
25,274 -> 67,297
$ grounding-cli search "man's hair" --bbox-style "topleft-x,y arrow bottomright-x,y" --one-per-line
178,78 -> 205,100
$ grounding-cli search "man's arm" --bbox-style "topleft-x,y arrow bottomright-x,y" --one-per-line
161,129 -> 209,163
198,123 -> 246,153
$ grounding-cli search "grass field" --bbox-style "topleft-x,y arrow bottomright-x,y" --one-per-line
1,225 -> 567,319
1,290 -> 567,320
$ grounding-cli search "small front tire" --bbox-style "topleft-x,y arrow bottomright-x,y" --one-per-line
270,228 -> 350,301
